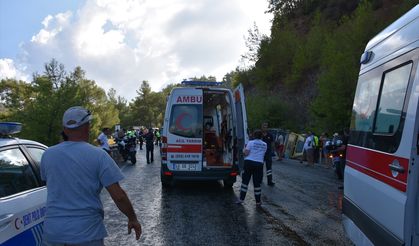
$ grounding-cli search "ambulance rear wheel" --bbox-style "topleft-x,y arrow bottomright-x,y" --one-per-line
161,173 -> 173,188
223,179 -> 234,189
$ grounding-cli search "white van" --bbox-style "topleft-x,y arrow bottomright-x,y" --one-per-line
160,81 -> 249,188
343,4 -> 419,245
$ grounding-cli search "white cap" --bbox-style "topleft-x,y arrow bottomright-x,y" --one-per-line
333,132 -> 339,137
62,106 -> 92,129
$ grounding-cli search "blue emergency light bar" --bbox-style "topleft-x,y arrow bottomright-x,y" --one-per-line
181,80 -> 224,87
0,122 -> 22,135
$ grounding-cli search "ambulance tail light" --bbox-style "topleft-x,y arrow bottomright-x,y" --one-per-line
163,171 -> 173,176
230,171 -> 238,177
161,136 -> 167,160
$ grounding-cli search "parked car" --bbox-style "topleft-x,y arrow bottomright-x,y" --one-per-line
0,122 -> 48,245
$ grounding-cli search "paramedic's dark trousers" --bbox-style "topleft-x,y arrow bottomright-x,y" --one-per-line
264,153 -> 273,183
146,144 -> 154,163
240,160 -> 263,203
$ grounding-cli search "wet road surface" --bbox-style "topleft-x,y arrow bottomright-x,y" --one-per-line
101,147 -> 352,245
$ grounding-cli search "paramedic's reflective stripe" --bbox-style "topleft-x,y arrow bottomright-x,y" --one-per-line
346,145 -> 408,192
266,169 -> 272,176
240,183 -> 248,192
3,222 -> 44,246
167,144 -> 201,153
254,187 -> 262,195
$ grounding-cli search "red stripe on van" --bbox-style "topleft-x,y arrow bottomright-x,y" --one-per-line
167,144 -> 202,153
346,145 -> 408,192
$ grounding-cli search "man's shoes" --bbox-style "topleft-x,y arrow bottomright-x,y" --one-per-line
268,182 -> 275,186
147,161 -> 150,164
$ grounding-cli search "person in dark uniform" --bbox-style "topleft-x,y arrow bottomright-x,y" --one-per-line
138,128 -> 144,150
261,122 -> 275,186
144,128 -> 154,164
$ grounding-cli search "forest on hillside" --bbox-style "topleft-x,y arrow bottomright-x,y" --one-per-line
235,0 -> 417,134
0,0 -> 417,145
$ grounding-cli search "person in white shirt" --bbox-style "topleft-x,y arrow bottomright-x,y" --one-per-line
302,131 -> 315,165
236,129 -> 267,206
97,127 -> 111,155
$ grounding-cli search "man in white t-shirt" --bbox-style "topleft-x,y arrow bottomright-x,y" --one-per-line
302,131 -> 315,165
98,127 -> 111,155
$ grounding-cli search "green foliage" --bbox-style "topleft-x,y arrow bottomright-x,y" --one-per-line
235,0 -> 415,134
246,92 -> 296,131
129,81 -> 166,129
0,59 -> 119,146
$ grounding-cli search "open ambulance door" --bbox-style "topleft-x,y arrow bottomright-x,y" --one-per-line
234,84 -> 249,172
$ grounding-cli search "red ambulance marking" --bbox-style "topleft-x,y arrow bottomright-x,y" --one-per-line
175,112 -> 192,131
346,145 -> 408,192
167,144 -> 202,153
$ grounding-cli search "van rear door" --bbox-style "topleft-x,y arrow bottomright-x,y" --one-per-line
233,84 -> 249,171
166,89 -> 203,172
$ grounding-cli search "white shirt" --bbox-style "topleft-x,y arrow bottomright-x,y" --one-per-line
244,139 -> 267,163
303,135 -> 314,150
97,132 -> 110,150
277,134 -> 284,145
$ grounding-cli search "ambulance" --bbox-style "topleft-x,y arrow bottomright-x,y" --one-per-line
160,81 -> 249,188
343,4 -> 419,245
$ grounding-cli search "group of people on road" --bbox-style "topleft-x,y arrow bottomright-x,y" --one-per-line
300,130 -> 349,167
41,105 -> 347,244
97,126 -> 161,165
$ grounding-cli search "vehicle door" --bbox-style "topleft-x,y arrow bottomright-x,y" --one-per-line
166,89 -> 204,172
233,84 -> 249,171
405,58 -> 419,246
0,146 -> 46,245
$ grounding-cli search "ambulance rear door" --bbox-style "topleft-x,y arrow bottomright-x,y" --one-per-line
165,88 -> 204,172
233,84 -> 249,172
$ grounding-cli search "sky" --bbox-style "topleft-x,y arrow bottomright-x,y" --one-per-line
0,0 -> 272,101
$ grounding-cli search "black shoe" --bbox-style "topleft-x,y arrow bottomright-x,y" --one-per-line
268,182 -> 275,186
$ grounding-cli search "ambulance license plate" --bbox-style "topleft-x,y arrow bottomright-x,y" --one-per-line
175,163 -> 198,171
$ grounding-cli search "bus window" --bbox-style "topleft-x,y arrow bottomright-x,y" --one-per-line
169,104 -> 203,138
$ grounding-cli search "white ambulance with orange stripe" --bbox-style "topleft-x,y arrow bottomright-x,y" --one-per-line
160,81 -> 249,188
343,4 -> 419,245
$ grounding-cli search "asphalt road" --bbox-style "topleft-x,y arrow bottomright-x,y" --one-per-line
101,147 -> 352,246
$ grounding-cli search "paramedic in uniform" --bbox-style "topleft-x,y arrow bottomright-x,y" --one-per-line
261,122 -> 275,186
237,129 -> 267,206
41,106 -> 141,245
